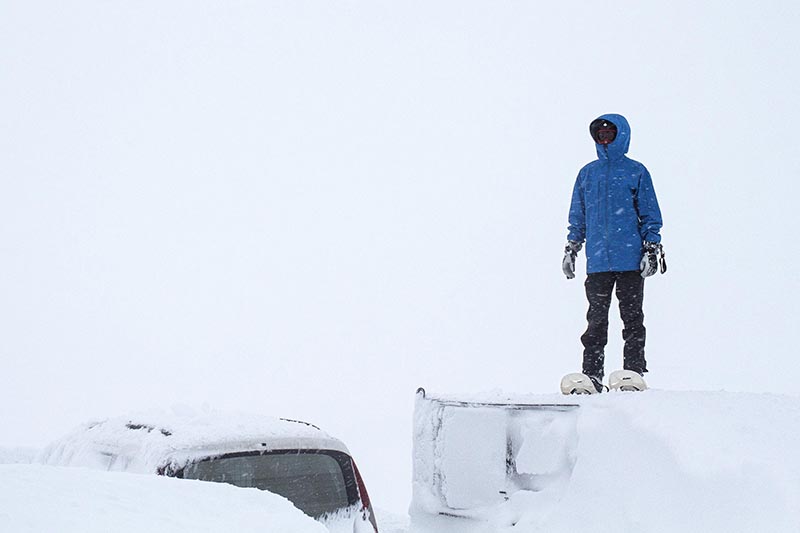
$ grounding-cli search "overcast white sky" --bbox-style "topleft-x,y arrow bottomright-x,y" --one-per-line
2,0 -> 799,513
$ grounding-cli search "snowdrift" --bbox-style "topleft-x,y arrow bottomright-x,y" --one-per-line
411,389 -> 800,533
0,464 -> 326,533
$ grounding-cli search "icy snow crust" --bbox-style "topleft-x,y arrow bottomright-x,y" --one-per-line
39,410 -> 348,475
412,389 -> 800,533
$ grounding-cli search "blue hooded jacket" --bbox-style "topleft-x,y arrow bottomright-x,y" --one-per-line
567,114 -> 662,274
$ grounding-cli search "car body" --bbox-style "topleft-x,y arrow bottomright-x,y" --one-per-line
41,411 -> 378,532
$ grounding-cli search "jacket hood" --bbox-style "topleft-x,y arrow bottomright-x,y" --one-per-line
594,113 -> 630,161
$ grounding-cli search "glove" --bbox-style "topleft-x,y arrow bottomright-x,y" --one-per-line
562,241 -> 583,279
640,242 -> 666,278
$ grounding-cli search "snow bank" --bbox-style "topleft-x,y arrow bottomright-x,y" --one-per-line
411,390 -> 800,533
0,464 -> 326,533
0,446 -> 38,464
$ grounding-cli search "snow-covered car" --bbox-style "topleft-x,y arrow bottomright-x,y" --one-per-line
412,389 -> 579,523
40,411 -> 378,532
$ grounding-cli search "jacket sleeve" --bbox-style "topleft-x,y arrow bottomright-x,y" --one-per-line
567,172 -> 586,243
636,167 -> 663,243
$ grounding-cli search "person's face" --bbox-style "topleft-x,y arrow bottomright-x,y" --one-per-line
595,128 -> 616,145
590,119 -> 618,145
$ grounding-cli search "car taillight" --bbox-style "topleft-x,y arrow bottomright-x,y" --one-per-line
352,460 -> 378,533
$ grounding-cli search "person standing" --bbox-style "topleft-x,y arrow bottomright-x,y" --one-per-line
562,114 -> 665,393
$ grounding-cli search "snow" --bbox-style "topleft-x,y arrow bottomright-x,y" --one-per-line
411,389 -> 800,532
2,392 -> 798,532
0,464 -> 326,533
0,447 -> 38,464
27,409 -> 378,532
38,409 -> 347,475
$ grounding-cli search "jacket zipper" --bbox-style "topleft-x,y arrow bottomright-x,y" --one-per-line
604,145 -> 611,271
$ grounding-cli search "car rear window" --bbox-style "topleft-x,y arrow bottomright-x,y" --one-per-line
181,450 -> 356,518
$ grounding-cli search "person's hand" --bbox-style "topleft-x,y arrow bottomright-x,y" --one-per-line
562,241 -> 582,279
640,242 -> 665,278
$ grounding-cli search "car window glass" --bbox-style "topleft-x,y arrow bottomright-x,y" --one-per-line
183,452 -> 350,518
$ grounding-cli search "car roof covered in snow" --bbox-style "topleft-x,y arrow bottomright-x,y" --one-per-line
40,410 -> 350,474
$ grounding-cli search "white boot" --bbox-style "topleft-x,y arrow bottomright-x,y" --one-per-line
608,370 -> 648,392
561,373 -> 606,395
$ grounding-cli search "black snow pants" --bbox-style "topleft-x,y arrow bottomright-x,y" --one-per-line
581,271 -> 647,379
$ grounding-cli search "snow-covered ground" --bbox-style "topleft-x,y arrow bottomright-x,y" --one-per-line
0,461 -> 409,533
2,389 -> 797,532
0,464 -> 327,533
